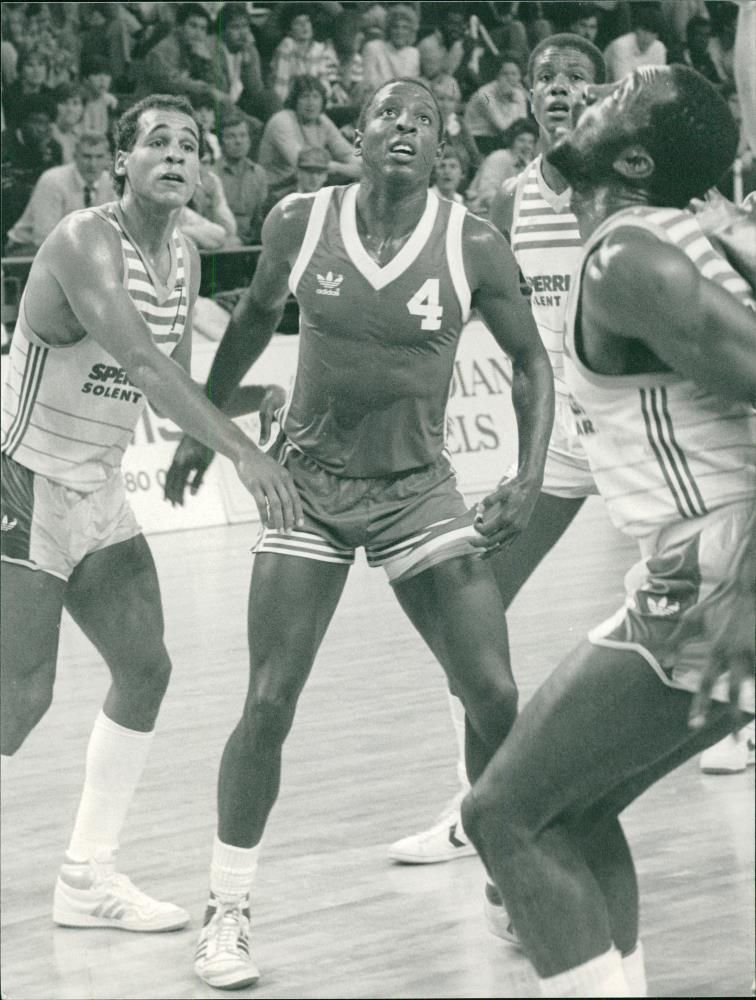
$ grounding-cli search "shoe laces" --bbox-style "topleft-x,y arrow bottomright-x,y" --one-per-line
100,871 -> 153,905
212,900 -> 248,955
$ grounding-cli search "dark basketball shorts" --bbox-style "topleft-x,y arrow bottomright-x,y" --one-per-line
589,499 -> 755,713
1,453 -> 141,582
253,437 -> 481,585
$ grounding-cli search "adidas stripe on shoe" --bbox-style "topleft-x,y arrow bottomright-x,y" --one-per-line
194,895 -> 259,990
484,882 -> 520,947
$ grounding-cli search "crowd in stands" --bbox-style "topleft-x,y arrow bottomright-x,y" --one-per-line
1,0 -> 753,262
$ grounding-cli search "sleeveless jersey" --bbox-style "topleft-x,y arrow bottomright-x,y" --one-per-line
1,204 -> 190,492
284,184 -> 471,477
510,155 -> 583,397
564,206 -> 756,538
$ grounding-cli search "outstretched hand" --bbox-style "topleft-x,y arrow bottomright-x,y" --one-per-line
469,475 -> 541,556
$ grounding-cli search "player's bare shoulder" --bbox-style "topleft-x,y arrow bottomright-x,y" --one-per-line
37,207 -> 124,285
262,190 -> 325,264
489,176 -> 519,238
461,211 -> 519,293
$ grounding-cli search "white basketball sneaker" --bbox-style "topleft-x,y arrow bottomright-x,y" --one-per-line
484,882 -> 520,946
388,792 -> 477,864
53,851 -> 189,932
194,895 -> 259,990
700,723 -> 756,774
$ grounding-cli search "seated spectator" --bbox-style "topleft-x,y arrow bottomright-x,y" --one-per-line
484,2 -> 530,68
212,110 -> 269,244
418,34 -> 462,106
430,76 -> 480,185
1,3 -> 26,88
708,5 -> 737,89
50,82 -> 85,164
2,96 -> 62,241
270,4 -> 338,106
362,4 -> 421,92
22,2 -> 77,88
295,145 -> 330,195
466,118 -> 538,216
137,2 -> 234,111
80,55 -> 119,138
5,131 -> 113,255
2,49 -> 52,133
193,96 -> 222,164
464,53 -> 530,157
676,15 -> 726,86
187,161 -> 240,248
327,11 -> 366,110
213,2 -> 280,123
258,74 -> 360,198
566,2 -> 601,43
430,148 -> 467,204
660,0 -> 709,54
604,5 -> 667,82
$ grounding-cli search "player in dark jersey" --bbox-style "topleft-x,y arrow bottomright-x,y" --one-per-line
165,77 -> 555,990
460,67 -> 756,998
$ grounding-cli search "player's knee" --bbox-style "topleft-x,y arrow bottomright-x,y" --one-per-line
1,664 -> 55,753
117,646 -> 172,702
242,680 -> 300,746
473,677 -> 519,745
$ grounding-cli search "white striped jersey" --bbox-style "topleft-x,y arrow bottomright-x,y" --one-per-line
510,155 -> 583,397
1,204 -> 191,492
564,206 -> 756,538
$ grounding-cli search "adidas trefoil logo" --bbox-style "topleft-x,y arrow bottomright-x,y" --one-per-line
645,595 -> 680,617
316,271 -> 343,296
1,514 -> 18,531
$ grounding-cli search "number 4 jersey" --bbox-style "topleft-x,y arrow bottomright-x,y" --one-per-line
282,184 -> 472,477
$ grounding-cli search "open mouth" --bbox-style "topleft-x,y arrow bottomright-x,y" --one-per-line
160,172 -> 185,184
388,141 -> 416,161
546,101 -> 571,119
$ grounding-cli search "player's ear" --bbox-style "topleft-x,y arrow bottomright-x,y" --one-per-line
612,144 -> 654,183
435,139 -> 446,165
353,129 -> 363,156
113,149 -> 128,182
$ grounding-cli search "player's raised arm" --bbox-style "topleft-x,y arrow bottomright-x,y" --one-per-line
41,213 -> 302,532
464,214 -> 555,550
583,226 -> 756,404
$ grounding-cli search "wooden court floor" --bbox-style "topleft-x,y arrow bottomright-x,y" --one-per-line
1,498 -> 754,999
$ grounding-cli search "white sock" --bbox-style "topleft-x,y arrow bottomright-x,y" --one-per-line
539,947 -> 632,997
1,754 -> 10,837
66,710 -> 154,863
447,691 -> 470,794
210,836 -> 260,902
622,942 -> 647,997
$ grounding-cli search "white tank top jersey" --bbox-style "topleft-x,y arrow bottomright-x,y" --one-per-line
510,155 -> 583,397
1,204 -> 191,492
564,206 -> 756,538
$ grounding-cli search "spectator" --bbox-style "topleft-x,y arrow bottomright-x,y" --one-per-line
466,117 -> 538,216
1,3 -> 26,88
213,2 -> 280,123
708,5 -> 737,89
485,2 -> 530,68
464,53 -> 530,157
50,82 -> 85,164
566,2 -> 601,43
80,55 -> 119,138
2,95 -> 62,241
22,2 -> 77,88
430,75 -> 480,185
660,0 -> 709,53
258,74 -> 360,198
676,15 -> 726,86
430,147 -> 467,204
212,110 -> 269,244
188,161 -> 240,244
270,4 -> 338,106
5,132 -> 113,256
138,3 -> 232,110
362,4 -> 421,92
294,145 -> 330,194
192,96 -> 222,163
3,50 -> 53,133
327,11 -> 366,110
418,33 -> 462,106
604,5 -> 667,82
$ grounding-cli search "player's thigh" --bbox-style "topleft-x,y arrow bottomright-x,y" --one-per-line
488,492 -> 585,609
64,533 -> 166,670
469,640 -> 702,834
1,561 -> 65,682
246,552 -> 349,700
394,553 -> 512,690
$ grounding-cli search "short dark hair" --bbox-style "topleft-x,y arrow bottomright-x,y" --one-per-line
112,94 -> 202,196
502,117 -> 539,146
176,2 -> 211,27
633,5 -> 664,35
19,93 -> 54,122
214,1 -> 250,34
569,2 -> 599,23
528,32 -> 606,86
285,74 -> 327,112
54,82 -> 85,106
643,65 -> 739,207
357,77 -> 446,142
81,53 -> 111,78
219,109 -> 249,136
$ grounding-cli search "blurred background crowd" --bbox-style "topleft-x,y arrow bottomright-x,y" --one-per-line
1,1 -> 753,264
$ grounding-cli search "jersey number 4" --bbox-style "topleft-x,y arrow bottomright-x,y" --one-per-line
407,279 -> 443,331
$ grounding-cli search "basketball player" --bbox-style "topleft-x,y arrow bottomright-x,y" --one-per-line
165,77 -> 554,989
0,94 -> 300,941
461,66 -> 756,998
390,34 -> 607,879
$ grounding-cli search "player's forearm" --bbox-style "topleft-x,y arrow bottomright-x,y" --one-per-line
205,297 -> 284,410
510,352 -> 555,485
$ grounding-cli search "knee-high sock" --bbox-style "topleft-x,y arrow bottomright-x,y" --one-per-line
67,710 -> 154,862
622,942 -> 647,997
539,947 -> 632,998
447,691 -> 469,793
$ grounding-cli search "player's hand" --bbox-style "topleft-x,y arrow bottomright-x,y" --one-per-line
234,444 -> 304,533
258,384 -> 287,446
469,475 -> 541,555
164,435 -> 215,506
